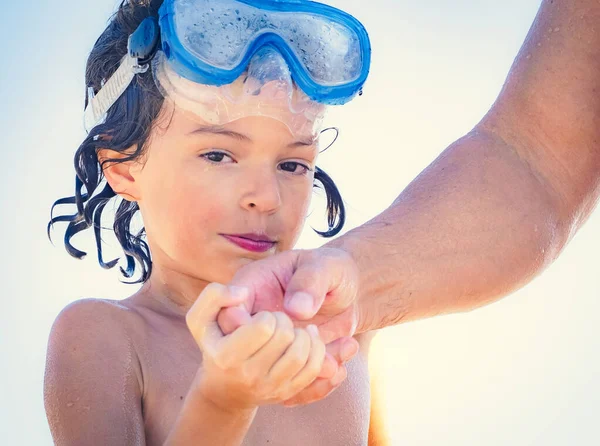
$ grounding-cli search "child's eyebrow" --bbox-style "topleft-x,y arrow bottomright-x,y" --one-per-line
187,125 -> 315,149
188,125 -> 251,143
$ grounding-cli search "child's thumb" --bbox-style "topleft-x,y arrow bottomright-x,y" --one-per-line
186,284 -> 249,347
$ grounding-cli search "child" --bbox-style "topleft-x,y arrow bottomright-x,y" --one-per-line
44,0 -> 375,444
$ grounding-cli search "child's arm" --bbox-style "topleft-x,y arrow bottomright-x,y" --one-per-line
44,299 -> 146,445
163,283 -> 326,446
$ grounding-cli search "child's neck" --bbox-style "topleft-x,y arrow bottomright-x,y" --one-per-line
139,263 -> 210,318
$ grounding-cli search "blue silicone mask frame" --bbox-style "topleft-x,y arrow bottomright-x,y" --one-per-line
158,0 -> 372,105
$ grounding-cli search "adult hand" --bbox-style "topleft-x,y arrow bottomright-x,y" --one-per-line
217,247 -> 361,406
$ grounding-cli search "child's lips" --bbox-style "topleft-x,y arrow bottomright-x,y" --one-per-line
221,234 -> 277,253
228,232 -> 276,243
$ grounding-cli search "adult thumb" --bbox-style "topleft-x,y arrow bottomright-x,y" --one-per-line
283,248 -> 358,320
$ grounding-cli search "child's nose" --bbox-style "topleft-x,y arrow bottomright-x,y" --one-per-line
239,169 -> 282,213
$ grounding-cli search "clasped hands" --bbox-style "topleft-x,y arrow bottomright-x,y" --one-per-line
188,248 -> 361,407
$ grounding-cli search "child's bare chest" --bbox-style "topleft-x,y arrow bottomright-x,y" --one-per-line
133,315 -> 372,446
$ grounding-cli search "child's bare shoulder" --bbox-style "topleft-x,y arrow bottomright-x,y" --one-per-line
51,297 -> 142,335
45,298 -> 146,444
46,297 -> 147,391
48,297 -> 146,355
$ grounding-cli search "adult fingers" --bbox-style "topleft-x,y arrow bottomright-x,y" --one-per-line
326,337 -> 360,365
314,337 -> 358,379
229,250 -> 299,313
282,248 -> 359,321
314,305 -> 359,345
217,305 -> 252,335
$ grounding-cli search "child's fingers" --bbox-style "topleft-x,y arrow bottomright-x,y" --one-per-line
186,283 -> 248,348
287,325 -> 326,396
213,311 -> 277,369
315,337 -> 359,379
282,366 -> 347,408
317,353 -> 338,380
267,327 -> 311,385
244,312 -> 295,374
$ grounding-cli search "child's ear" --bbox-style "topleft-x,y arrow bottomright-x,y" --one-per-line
97,148 -> 142,202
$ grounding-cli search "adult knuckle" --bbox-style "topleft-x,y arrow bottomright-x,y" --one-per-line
320,247 -> 343,264
323,248 -> 358,285
339,249 -> 355,267
298,250 -> 322,270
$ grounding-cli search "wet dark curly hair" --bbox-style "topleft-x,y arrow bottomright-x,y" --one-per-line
48,0 -> 346,284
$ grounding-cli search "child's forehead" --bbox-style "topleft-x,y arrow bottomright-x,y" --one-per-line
154,55 -> 326,144
156,103 -> 320,150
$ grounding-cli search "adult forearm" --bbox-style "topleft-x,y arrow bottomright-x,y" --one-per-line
331,129 -> 566,332
164,376 -> 257,446
330,0 -> 600,333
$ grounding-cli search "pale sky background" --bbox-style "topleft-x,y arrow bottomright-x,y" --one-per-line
2,0 -> 599,444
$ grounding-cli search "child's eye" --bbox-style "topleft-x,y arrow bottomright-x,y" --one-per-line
279,161 -> 311,176
200,151 -> 235,164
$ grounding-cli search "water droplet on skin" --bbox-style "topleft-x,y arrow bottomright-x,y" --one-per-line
67,402 -> 74,407
526,54 -> 531,59
554,27 -> 560,32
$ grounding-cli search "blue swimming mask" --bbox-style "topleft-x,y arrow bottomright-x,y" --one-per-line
84,0 -> 371,138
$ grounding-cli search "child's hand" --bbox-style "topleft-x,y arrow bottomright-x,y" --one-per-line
186,283 -> 326,412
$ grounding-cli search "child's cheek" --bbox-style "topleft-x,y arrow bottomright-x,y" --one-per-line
172,185 -> 229,239
281,186 -> 312,249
